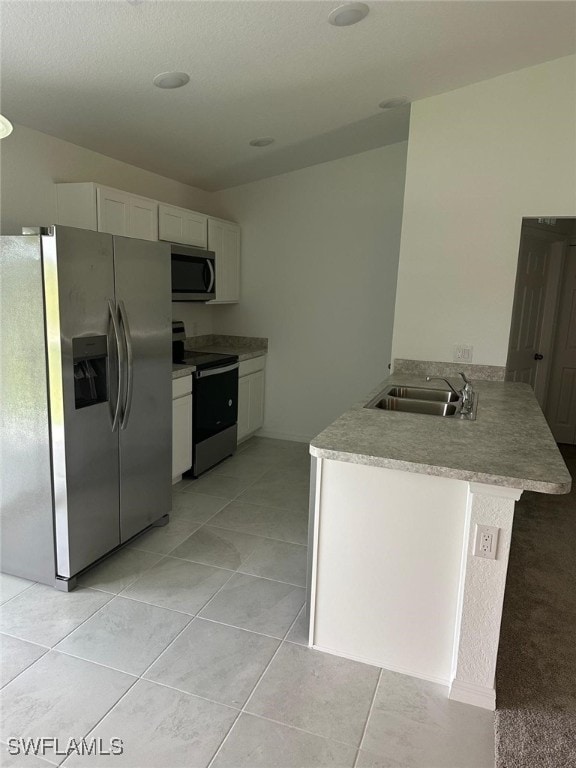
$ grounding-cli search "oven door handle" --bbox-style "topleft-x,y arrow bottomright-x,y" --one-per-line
195,362 -> 239,378
206,259 -> 215,293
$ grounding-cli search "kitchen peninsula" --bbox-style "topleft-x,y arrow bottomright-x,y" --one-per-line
307,371 -> 571,710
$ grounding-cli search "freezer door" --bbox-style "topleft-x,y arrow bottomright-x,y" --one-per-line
45,226 -> 121,578
114,236 -> 172,541
0,235 -> 57,585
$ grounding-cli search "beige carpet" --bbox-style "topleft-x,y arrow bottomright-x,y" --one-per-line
495,445 -> 576,767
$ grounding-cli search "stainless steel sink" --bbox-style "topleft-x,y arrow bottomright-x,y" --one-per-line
384,386 -> 459,403
372,398 -> 459,416
364,383 -> 477,419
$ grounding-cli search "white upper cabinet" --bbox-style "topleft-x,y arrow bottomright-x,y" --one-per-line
55,187 -> 240,272
56,183 -> 158,241
207,217 -> 240,303
128,196 -> 158,241
158,204 -> 208,248
97,186 -> 158,241
96,186 -> 129,236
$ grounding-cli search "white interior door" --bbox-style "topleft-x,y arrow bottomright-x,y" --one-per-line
545,246 -> 576,444
506,227 -> 562,406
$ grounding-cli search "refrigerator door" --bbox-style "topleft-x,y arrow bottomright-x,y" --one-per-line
113,236 -> 172,542
44,226 -> 121,578
0,235 -> 57,585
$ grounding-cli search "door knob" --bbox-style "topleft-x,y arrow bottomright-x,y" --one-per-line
534,353 -> 544,361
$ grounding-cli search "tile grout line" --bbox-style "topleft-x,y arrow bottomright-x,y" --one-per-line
58,613 -> 197,767
0,580 -> 36,607
2,590 -> 116,655
5,440 -> 312,766
179,464 -> 271,503
204,587 -> 306,768
205,638 -> 285,768
195,520 -> 307,547
0,641 -> 50,691
0,630 -> 51,651
77,549 -> 164,594
353,667 -> 383,767
59,678 -> 141,767
242,710 -> 368,753
120,550 -> 307,589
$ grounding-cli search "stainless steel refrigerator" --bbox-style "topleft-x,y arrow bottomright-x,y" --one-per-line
0,225 -> 172,590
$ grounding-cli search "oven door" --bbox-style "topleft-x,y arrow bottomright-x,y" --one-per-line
193,363 -> 239,444
171,245 -> 215,301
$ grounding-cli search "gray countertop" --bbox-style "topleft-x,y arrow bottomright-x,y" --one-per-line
193,344 -> 267,362
172,364 -> 196,379
310,374 -> 571,494
171,341 -> 267,379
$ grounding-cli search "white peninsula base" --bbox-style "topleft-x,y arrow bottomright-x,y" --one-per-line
307,457 -> 522,710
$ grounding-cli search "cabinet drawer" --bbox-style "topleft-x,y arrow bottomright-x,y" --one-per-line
239,355 -> 266,378
172,374 -> 192,399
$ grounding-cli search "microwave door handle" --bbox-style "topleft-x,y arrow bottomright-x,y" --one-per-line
207,259 -> 215,293
108,300 -> 123,432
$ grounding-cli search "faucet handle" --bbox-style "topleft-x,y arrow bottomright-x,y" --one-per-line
459,371 -> 471,385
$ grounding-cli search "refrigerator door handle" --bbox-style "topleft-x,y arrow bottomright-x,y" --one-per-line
108,299 -> 124,432
118,300 -> 134,431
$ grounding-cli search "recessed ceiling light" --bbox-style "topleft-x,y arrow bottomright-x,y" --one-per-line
379,98 -> 409,109
0,114 -> 13,139
328,3 -> 369,27
249,137 -> 274,147
153,72 -> 190,89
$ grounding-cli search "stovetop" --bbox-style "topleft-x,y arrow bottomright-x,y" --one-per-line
174,350 -> 239,370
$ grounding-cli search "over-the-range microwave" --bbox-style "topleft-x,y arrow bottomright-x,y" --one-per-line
171,243 -> 216,301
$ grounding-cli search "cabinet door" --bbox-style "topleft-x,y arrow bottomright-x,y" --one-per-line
129,197 -> 158,241
182,211 -> 208,248
56,183 -> 98,230
208,218 -> 240,303
172,395 -> 193,480
237,376 -> 251,443
248,369 -> 265,433
159,204 -> 207,247
97,187 -> 130,236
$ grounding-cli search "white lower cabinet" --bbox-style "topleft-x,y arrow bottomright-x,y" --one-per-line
237,357 -> 266,443
172,375 -> 193,483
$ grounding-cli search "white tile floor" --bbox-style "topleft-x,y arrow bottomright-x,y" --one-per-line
0,437 -> 494,767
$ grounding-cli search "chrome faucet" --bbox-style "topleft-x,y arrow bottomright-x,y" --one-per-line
458,372 -> 475,414
426,372 -> 475,414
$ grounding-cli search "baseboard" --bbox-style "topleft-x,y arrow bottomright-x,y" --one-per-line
449,679 -> 496,710
312,643 -> 450,687
256,429 -> 314,444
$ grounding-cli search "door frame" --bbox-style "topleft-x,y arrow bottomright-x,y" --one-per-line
505,223 -> 569,407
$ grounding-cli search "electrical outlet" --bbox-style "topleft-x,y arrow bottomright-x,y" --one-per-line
453,344 -> 473,363
473,524 -> 499,560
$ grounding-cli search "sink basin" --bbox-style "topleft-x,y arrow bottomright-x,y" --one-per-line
384,386 -> 459,403
371,398 -> 459,416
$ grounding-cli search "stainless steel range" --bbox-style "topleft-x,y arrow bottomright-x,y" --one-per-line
172,322 -> 239,476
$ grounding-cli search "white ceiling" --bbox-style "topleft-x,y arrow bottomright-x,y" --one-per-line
1,0 -> 575,190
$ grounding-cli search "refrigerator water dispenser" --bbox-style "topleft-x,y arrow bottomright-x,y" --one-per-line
73,335 -> 108,408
